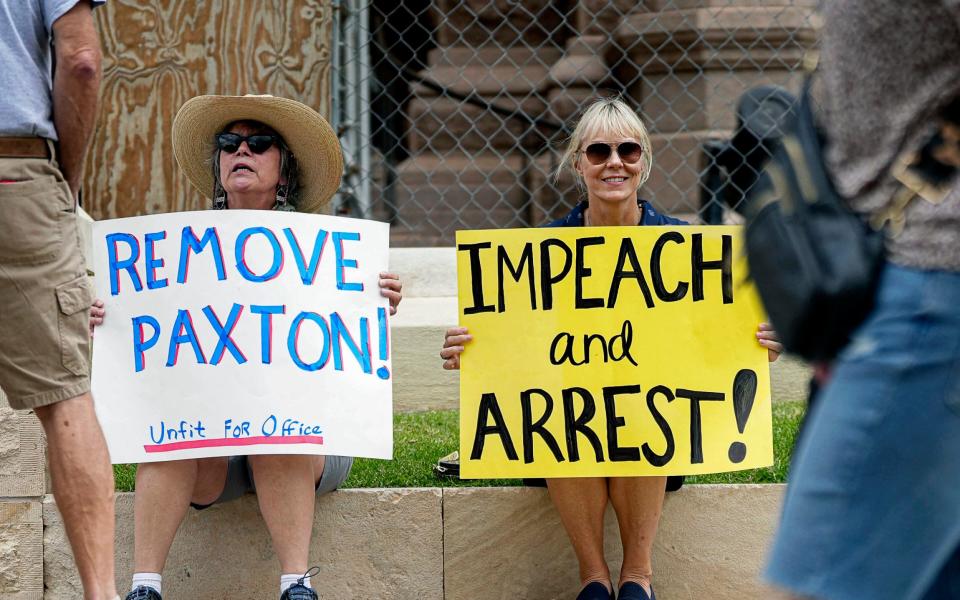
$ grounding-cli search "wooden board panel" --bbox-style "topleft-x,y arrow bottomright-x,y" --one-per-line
85,0 -> 334,219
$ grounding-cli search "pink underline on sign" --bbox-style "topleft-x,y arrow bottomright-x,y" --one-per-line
143,435 -> 324,453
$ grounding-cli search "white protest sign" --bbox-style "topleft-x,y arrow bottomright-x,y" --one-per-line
91,210 -> 392,464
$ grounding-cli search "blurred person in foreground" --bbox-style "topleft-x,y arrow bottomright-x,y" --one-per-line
0,1 -> 117,598
90,95 -> 403,600
440,97 -> 782,600
764,3 -> 960,600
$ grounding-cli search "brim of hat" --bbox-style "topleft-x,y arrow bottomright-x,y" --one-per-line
172,95 -> 343,213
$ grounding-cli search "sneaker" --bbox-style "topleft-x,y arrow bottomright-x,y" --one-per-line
280,582 -> 318,600
125,586 -> 162,600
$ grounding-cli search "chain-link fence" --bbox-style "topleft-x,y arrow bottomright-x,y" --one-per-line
331,0 -> 819,246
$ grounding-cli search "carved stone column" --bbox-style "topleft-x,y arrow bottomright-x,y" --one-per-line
532,1 -> 657,225
391,0 -> 570,245
616,1 -> 818,219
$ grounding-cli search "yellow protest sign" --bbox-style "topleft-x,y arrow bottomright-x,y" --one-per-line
456,226 -> 772,478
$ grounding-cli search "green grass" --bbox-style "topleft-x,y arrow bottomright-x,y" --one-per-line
343,410 -> 520,488
113,401 -> 805,491
686,400 -> 804,484
114,463 -> 137,492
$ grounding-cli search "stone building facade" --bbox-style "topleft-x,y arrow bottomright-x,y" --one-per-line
373,0 -> 818,245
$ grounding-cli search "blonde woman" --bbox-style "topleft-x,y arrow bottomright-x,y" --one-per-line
441,97 -> 781,600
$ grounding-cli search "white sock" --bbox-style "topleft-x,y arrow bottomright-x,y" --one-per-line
281,573 -> 311,594
132,572 -> 162,594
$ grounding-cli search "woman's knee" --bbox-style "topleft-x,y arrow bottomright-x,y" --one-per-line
189,457 -> 229,505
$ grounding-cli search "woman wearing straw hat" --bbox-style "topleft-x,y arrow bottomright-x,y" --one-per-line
91,95 -> 403,600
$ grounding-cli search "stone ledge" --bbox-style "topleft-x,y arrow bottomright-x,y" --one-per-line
39,485 -> 786,599
445,485 -> 786,600
0,501 -> 43,600
43,489 -> 443,600
0,400 -> 45,498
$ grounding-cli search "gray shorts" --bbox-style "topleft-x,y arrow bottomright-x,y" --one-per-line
191,455 -> 353,510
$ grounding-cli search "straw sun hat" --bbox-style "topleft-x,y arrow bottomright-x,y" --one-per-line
172,95 -> 344,213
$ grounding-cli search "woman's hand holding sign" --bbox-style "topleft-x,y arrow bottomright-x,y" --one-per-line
757,322 -> 783,362
89,298 -> 105,337
441,326 -> 472,370
379,272 -> 403,315
441,324 -> 780,371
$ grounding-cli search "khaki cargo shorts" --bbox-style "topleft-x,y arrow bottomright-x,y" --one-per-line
0,154 -> 92,409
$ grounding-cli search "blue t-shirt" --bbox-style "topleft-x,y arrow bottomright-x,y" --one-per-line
0,0 -> 106,139
545,199 -> 689,228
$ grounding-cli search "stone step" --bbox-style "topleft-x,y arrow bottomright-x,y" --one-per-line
0,403 -> 45,498
41,485 -> 786,599
43,491 -> 443,599
0,501 -> 42,600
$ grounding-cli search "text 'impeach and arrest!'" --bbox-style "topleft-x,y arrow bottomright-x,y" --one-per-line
456,226 -> 773,478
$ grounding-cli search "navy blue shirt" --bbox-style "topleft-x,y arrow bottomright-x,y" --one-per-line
546,199 -> 689,228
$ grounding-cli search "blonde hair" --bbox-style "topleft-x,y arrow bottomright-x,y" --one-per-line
555,97 -> 654,190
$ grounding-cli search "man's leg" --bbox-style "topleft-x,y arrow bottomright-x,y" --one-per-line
248,454 -> 324,575
35,392 -> 117,600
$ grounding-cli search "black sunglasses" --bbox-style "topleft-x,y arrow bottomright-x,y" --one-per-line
582,141 -> 643,165
215,132 -> 280,154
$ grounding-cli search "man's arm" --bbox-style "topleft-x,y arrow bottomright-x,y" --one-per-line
51,1 -> 102,199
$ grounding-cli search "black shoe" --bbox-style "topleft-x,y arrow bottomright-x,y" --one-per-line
576,581 -> 615,600
125,586 -> 162,600
618,581 -> 655,600
280,583 -> 318,600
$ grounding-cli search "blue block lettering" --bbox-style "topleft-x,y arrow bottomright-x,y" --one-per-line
331,312 -> 371,373
106,233 -> 142,296
333,231 -> 363,291
166,309 -> 207,366
251,304 -> 285,364
287,312 -> 331,371
236,227 -> 283,282
202,303 -> 248,365
177,226 -> 226,283
144,231 -> 168,290
132,315 -> 160,372
283,227 -> 327,285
